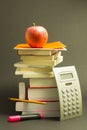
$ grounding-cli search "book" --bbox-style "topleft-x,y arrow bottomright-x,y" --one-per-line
14,66 -> 53,73
29,78 -> 57,88
14,55 -> 63,68
27,87 -> 59,100
20,51 -> 60,61
14,65 -> 55,78
22,57 -> 63,66
16,101 -> 60,117
17,49 -> 59,56
14,62 -> 53,69
22,71 -> 54,78
16,101 -> 59,111
21,110 -> 60,118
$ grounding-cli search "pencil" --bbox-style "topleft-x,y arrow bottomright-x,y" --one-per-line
8,98 -> 46,105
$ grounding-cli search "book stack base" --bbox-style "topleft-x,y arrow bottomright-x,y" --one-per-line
16,82 -> 60,118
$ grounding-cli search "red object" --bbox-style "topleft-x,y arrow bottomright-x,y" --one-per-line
8,115 -> 21,122
8,113 -> 44,122
25,25 -> 48,48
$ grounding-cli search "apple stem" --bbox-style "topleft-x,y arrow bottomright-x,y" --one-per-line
33,22 -> 36,26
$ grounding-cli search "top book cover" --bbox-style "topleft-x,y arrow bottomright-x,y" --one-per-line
14,41 -> 66,56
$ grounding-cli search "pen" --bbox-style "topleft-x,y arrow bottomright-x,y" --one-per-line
8,113 -> 44,122
8,98 -> 46,105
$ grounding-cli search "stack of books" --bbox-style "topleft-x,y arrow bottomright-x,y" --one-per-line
14,49 -> 63,78
14,42 -> 66,117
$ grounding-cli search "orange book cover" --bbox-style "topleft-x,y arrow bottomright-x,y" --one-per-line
14,41 -> 66,50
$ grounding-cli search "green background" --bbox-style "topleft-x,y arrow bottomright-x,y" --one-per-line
0,0 -> 87,122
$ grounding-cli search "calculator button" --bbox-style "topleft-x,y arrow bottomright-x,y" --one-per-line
70,88 -> 74,92
66,89 -> 70,93
76,96 -> 79,100
72,101 -> 76,105
71,93 -> 75,97
76,100 -> 79,104
62,89 -> 65,93
68,111 -> 72,115
76,109 -> 80,113
74,88 -> 78,91
64,112 -> 68,116
63,104 -> 67,108
72,97 -> 75,101
62,94 -> 66,98
64,107 -> 67,112
75,93 -> 79,97
72,106 -> 76,109
67,98 -> 71,102
68,102 -> 71,106
67,93 -> 70,97
75,89 -> 78,92
63,98 -> 67,103
76,105 -> 80,109
68,106 -> 71,110
68,107 -> 71,111
72,110 -> 76,114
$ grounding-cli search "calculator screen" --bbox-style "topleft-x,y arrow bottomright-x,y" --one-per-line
60,73 -> 73,80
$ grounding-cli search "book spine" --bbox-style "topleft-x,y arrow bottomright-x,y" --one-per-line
22,60 -> 57,66
20,52 -> 60,61
17,50 -> 58,56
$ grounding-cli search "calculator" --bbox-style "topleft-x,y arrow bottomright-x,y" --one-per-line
53,66 -> 82,120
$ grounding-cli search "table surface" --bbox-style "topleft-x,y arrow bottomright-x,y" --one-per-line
1,109 -> 87,130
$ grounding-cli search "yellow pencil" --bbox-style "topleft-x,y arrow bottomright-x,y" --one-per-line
8,98 -> 46,105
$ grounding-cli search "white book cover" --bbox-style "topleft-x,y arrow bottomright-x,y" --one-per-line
16,101 -> 59,112
29,78 -> 57,87
27,87 -> 59,100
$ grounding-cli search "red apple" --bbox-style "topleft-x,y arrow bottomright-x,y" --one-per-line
25,24 -> 48,48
